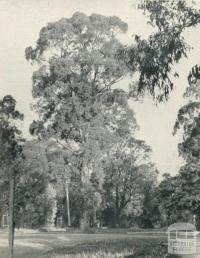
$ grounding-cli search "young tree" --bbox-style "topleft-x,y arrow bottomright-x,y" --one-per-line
0,95 -> 24,258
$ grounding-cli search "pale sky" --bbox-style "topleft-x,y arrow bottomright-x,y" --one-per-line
0,0 -> 200,177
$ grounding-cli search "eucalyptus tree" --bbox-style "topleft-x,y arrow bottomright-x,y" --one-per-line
0,95 -> 24,258
128,0 -> 200,102
25,12 -> 132,226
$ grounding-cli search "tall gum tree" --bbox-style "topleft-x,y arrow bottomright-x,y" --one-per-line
25,12 -> 133,227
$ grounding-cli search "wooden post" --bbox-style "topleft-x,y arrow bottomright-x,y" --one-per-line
8,174 -> 15,258
65,181 -> 71,227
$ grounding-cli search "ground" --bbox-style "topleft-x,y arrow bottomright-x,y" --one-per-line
0,230 -> 195,258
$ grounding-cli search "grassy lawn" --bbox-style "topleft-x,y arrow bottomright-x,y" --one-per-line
0,231 -> 178,258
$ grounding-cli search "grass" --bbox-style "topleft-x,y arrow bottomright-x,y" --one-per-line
0,231 -> 179,258
49,238 -> 168,258
51,249 -> 133,258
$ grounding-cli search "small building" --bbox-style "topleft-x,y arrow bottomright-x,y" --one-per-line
168,222 -> 197,255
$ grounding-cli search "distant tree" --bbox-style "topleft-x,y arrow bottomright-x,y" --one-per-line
0,95 -> 24,258
15,140 -> 50,229
15,139 -> 73,229
172,64 -> 200,228
155,173 -> 184,226
102,137 -> 158,227
139,179 -> 160,228
156,168 -> 200,228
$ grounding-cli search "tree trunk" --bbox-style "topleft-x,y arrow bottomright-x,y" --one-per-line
93,208 -> 97,227
115,185 -> 120,227
80,211 -> 88,230
9,174 -> 15,258
65,181 -> 71,227
46,183 -> 57,228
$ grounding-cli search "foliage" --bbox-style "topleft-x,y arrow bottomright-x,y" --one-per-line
15,140 -> 50,228
102,137 -> 158,227
128,0 -> 200,101
0,95 -> 24,167
157,64 -> 200,227
0,95 -> 24,219
26,12 -> 128,143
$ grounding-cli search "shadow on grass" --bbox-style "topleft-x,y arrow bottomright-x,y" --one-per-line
0,246 -> 47,258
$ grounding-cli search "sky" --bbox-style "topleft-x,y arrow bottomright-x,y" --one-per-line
0,0 -> 200,177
